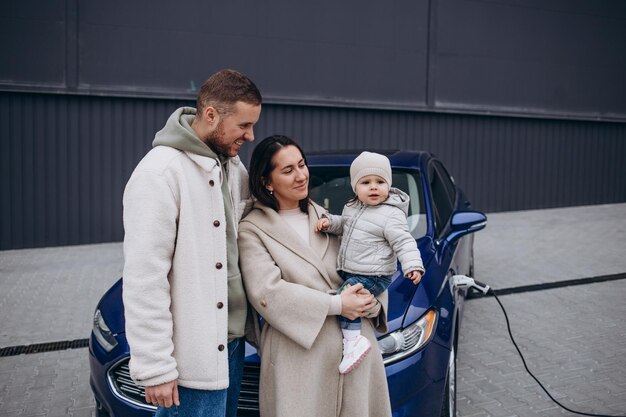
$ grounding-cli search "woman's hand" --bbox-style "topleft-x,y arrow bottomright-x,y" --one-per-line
340,283 -> 376,320
357,287 -> 382,318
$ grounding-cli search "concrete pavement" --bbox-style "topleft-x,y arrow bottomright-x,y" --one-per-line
1,203 -> 626,416
458,203 -> 626,416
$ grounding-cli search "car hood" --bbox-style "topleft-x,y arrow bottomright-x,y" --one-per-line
384,238 -> 436,335
101,244 -> 435,338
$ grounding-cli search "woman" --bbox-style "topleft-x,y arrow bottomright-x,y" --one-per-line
238,135 -> 392,417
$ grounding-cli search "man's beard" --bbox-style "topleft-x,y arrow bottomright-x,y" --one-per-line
206,121 -> 230,157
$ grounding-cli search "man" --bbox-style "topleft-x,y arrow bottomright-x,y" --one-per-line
122,69 -> 262,417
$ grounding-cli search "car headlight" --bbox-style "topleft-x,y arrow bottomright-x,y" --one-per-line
93,309 -> 118,352
378,310 -> 437,365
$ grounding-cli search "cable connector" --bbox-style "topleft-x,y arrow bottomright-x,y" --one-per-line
450,274 -> 491,295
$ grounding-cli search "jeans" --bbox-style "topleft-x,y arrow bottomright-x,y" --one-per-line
155,337 -> 245,417
225,337 -> 245,417
337,272 -> 392,331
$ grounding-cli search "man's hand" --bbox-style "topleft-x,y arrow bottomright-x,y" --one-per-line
145,380 -> 179,408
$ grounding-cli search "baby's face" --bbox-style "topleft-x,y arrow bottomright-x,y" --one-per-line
355,175 -> 389,206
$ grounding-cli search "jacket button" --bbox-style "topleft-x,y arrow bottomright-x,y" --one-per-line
213,220 -> 220,227
218,344 -> 225,351
215,262 -> 223,269
209,180 -> 215,186
260,300 -> 267,308
217,302 -> 224,309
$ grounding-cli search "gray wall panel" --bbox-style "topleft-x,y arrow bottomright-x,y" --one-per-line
2,0 -> 625,120
0,1 -> 67,87
434,0 -> 626,119
75,0 -> 429,107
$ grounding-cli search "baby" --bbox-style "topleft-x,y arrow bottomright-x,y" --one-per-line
315,151 -> 425,374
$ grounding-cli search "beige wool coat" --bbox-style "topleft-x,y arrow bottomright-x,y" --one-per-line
238,201 -> 392,417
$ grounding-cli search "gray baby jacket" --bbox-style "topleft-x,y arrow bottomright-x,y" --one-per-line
324,188 -> 425,276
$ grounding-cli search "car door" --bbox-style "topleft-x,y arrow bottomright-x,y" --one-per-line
426,160 -> 461,347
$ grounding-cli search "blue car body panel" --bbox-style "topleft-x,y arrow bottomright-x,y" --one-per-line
89,150 -> 485,417
90,333 -> 150,417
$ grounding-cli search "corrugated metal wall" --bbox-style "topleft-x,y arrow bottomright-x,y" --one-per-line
2,92 -> 625,249
1,93 -> 186,249
260,105 -> 626,212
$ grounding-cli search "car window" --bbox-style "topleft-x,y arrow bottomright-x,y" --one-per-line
308,167 -> 427,239
429,161 -> 456,237
435,161 -> 456,206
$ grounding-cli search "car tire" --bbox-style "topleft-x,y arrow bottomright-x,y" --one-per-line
440,346 -> 457,417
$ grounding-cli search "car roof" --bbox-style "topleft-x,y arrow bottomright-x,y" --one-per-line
306,149 -> 434,171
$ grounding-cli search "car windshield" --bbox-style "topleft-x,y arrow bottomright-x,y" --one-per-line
308,167 -> 427,240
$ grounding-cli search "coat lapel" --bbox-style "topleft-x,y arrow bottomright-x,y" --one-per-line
247,201 -> 334,288
307,202 -> 330,260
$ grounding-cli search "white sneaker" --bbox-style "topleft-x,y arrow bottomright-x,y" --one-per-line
339,335 -> 372,374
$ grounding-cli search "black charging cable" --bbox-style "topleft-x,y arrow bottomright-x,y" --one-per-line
478,286 -> 626,417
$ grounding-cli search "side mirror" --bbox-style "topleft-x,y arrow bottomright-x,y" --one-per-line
446,210 -> 487,244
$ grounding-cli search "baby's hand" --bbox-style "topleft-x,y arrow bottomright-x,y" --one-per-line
315,218 -> 330,232
405,270 -> 424,286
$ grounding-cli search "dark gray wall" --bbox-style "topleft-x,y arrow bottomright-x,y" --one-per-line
2,0 -> 625,120
2,92 -> 625,249
431,0 -> 626,120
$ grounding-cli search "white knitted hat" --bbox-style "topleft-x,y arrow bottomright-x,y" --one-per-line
350,151 -> 392,191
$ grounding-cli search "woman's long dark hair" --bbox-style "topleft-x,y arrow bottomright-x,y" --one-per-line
248,135 -> 310,213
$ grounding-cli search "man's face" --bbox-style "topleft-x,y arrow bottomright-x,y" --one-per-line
207,101 -> 261,157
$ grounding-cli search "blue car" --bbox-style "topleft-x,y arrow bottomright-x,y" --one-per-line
89,150 -> 487,417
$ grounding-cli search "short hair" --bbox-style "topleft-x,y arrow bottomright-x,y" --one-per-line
248,135 -> 309,213
196,69 -> 262,118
